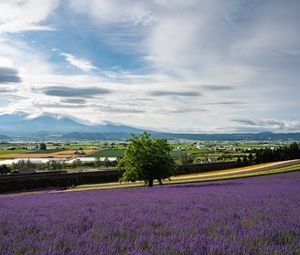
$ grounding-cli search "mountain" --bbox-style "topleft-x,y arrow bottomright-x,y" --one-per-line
0,113 -> 145,136
257,131 -> 274,135
0,134 -> 10,140
62,131 -> 300,141
163,132 -> 300,141
95,124 -> 144,133
1,113 -> 300,141
62,132 -> 134,140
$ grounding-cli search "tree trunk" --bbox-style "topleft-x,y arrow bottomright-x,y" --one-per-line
148,178 -> 153,187
158,179 -> 163,185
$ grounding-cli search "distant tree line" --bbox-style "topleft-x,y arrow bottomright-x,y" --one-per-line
255,142 -> 300,163
0,157 -> 118,175
236,142 -> 300,166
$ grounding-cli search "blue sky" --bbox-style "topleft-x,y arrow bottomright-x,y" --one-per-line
0,0 -> 299,133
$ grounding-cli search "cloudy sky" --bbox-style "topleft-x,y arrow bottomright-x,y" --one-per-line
0,0 -> 299,133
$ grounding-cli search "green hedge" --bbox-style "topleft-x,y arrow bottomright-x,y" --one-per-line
1,162 -> 239,193
0,170 -> 124,193
176,161 -> 237,174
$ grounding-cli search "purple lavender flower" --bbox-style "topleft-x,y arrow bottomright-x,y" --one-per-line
1,172 -> 300,254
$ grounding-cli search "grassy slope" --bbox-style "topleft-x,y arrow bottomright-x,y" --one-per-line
53,161 -> 300,193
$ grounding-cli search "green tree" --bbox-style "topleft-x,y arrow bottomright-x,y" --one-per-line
242,155 -> 248,166
236,156 -> 242,166
289,142 -> 300,159
179,152 -> 194,164
72,159 -> 82,169
47,160 -> 63,170
94,156 -> 103,167
40,143 -> 47,150
117,132 -> 176,187
0,165 -> 10,175
248,152 -> 254,165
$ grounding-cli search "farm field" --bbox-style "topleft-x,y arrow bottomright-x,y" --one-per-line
1,171 -> 300,254
0,140 -> 290,163
0,149 -> 96,159
26,149 -> 65,154
89,149 -> 125,158
86,141 -> 288,163
0,149 -> 31,155
62,143 -> 101,150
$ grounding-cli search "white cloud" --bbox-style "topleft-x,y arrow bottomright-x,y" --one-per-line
63,0 -> 300,131
60,52 -> 97,72
233,118 -> 300,132
0,0 -> 299,132
69,0 -> 154,25
0,0 -> 60,33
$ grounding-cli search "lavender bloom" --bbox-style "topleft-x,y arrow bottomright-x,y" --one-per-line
1,172 -> 300,254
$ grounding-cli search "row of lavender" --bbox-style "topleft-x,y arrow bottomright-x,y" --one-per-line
1,171 -> 300,254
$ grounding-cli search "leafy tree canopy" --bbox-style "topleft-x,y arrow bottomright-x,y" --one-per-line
118,132 -> 176,186
179,152 -> 194,164
40,143 -> 47,150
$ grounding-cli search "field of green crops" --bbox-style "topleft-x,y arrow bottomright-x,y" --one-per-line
63,144 -> 99,150
0,140 -> 289,164
0,150 -> 31,155
26,149 -> 65,154
89,149 -> 125,158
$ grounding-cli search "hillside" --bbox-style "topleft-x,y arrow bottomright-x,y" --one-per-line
62,131 -> 300,141
1,113 -> 300,141
0,134 -> 10,140
0,113 -> 145,136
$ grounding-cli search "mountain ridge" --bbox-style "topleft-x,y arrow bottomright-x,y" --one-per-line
61,131 -> 300,141
0,113 -> 300,141
0,113 -> 146,136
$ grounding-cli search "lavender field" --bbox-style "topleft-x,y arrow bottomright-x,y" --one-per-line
1,172 -> 300,255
